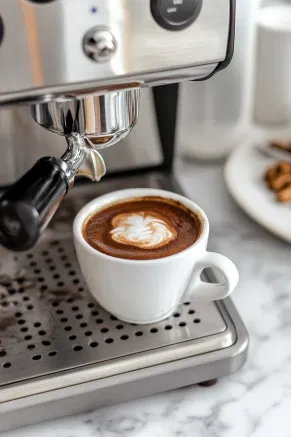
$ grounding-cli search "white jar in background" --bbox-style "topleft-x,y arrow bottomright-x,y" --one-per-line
254,4 -> 291,124
177,0 -> 259,161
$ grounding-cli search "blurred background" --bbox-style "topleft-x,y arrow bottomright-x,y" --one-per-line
178,0 -> 291,162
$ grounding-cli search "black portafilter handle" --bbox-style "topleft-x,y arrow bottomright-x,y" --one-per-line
0,157 -> 69,252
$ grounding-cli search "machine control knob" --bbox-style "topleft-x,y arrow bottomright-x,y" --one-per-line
151,0 -> 203,31
83,27 -> 117,62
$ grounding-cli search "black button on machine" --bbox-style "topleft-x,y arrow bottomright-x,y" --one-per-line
151,0 -> 203,31
0,16 -> 4,46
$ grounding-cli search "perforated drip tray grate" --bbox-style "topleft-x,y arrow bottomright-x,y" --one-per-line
0,173 -> 248,413
0,237 -> 228,384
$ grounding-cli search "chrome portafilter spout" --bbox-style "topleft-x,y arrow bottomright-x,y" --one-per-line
60,133 -> 106,186
0,89 -> 140,251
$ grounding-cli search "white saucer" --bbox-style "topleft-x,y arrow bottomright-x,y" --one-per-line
224,141 -> 291,243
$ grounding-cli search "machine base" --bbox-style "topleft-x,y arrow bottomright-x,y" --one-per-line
0,173 -> 248,431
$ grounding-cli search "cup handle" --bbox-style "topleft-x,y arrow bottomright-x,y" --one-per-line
180,251 -> 239,302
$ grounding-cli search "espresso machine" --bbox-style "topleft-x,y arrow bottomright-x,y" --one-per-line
0,0 -> 248,431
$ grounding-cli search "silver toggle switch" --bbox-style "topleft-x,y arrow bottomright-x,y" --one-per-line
83,27 -> 117,62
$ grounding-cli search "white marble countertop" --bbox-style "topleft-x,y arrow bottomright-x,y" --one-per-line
3,161 -> 291,437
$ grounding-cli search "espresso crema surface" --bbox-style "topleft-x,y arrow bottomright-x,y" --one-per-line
82,196 -> 201,260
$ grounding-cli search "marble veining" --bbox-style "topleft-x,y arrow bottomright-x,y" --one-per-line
3,162 -> 291,437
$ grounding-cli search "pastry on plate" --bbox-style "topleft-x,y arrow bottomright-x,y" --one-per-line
264,160 -> 291,202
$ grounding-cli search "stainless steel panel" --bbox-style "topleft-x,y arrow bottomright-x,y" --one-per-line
0,0 -> 230,102
0,109 -> 16,184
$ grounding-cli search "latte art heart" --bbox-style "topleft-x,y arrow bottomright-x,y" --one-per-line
110,212 -> 176,249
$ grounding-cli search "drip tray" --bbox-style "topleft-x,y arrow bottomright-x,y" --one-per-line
0,173 -> 248,432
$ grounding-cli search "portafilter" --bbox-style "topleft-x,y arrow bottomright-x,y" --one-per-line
0,89 -> 139,251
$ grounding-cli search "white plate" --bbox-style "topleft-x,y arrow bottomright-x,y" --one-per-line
224,141 -> 291,243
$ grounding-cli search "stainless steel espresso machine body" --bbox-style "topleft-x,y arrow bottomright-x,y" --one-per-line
0,0 -> 230,101
0,0 -> 233,251
0,0 -> 248,432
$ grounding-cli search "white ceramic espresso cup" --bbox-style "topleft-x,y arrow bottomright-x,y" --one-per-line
73,189 -> 239,324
